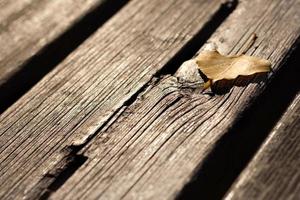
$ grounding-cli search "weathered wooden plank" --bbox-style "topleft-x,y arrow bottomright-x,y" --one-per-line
0,0 -> 111,87
50,0 -> 300,199
0,0 -> 225,199
224,93 -> 300,200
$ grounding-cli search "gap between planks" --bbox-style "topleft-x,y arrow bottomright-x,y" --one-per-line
0,0 -> 129,114
224,92 -> 300,200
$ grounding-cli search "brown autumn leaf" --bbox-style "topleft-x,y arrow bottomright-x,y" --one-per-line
195,50 -> 271,90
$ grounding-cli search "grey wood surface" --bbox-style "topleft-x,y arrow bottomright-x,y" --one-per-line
224,93 -> 300,200
50,0 -> 300,199
0,0 -> 225,199
0,0 -> 108,87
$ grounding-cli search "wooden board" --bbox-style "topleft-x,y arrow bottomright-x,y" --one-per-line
224,93 -> 300,200
50,0 -> 300,199
0,0 -> 129,113
0,0 -> 225,199
0,0 -> 110,86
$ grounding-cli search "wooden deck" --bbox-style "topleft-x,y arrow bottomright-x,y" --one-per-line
0,0 -> 299,199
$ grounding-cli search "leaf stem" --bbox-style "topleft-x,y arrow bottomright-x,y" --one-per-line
202,79 -> 213,92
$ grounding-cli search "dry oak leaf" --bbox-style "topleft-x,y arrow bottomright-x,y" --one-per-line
195,50 -> 271,90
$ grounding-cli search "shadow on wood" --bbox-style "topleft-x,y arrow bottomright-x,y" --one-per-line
210,72 -> 269,95
177,37 -> 300,200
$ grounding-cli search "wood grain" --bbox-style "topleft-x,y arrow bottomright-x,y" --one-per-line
50,0 -> 300,199
224,93 -> 300,200
0,0 -> 109,86
0,0 -> 224,199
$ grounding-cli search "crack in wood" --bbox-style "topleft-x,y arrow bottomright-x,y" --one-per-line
25,105 -> 128,199
30,152 -> 88,200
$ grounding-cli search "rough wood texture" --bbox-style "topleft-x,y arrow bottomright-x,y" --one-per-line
51,0 -> 300,199
0,0 -> 224,199
0,0 -> 110,86
224,93 -> 300,200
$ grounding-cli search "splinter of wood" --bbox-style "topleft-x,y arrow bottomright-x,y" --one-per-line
240,33 -> 257,55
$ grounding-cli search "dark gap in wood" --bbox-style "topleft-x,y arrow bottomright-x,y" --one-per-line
156,0 -> 238,76
27,103 -> 129,199
176,38 -> 300,200
122,77 -> 160,107
38,155 -> 87,200
0,0 -> 130,114
27,148 -> 87,200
